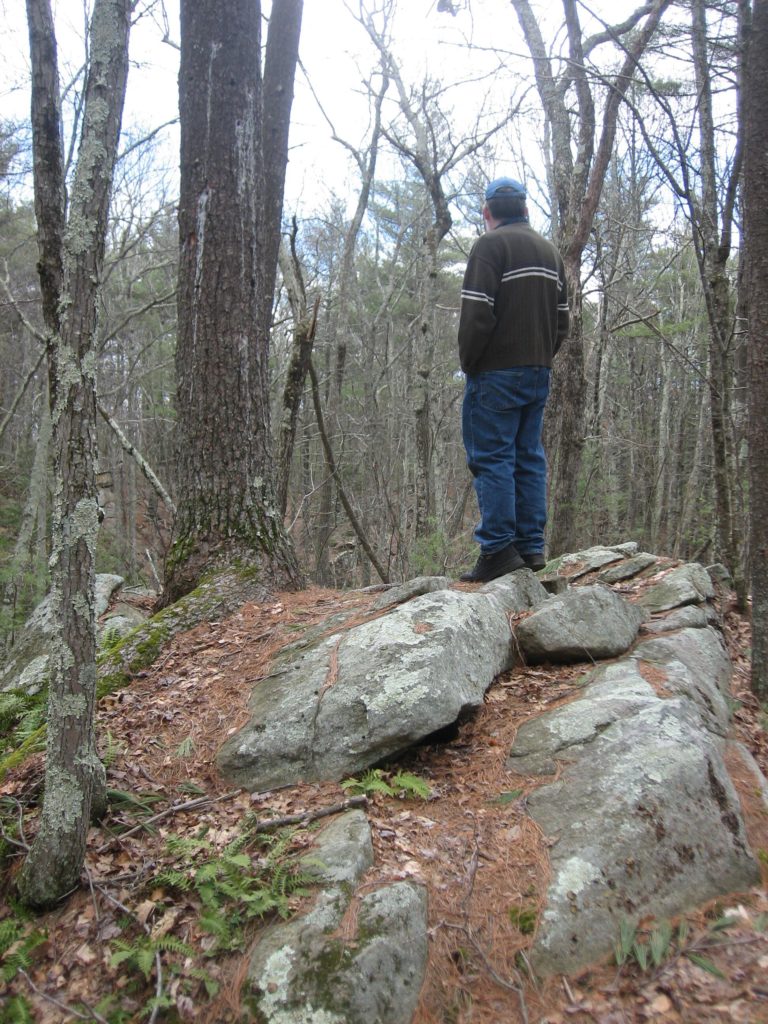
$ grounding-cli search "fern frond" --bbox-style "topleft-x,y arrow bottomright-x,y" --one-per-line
152,869 -> 192,892
136,944 -> 156,979
0,917 -> 23,955
0,994 -> 34,1023
153,935 -> 195,958
391,771 -> 431,799
198,911 -> 230,939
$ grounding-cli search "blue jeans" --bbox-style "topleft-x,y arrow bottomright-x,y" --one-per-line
462,366 -> 550,555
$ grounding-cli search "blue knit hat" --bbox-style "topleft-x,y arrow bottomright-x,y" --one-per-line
485,177 -> 526,201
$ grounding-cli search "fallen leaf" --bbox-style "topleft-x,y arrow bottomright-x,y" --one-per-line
135,899 -> 156,925
151,907 -> 182,939
649,994 -> 672,1014
74,943 -> 98,965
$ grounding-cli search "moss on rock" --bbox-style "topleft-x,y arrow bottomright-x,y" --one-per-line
96,566 -> 278,696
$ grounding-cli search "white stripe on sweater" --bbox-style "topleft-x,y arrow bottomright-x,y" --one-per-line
461,289 -> 495,307
501,266 -> 562,286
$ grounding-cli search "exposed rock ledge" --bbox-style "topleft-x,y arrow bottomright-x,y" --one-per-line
215,545 -> 763,1013
3,544 -> 763,1021
508,625 -> 760,973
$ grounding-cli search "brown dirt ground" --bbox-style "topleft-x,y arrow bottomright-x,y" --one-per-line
2,563 -> 768,1023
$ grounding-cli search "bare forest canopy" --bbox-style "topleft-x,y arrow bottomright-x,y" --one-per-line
0,0 -> 758,639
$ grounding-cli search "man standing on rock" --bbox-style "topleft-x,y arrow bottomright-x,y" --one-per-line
458,177 -> 569,583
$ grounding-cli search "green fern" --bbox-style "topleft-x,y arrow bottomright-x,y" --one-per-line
110,934 -> 195,981
165,833 -> 211,859
0,918 -> 47,985
197,910 -> 231,941
391,771 -> 431,800
341,767 -> 431,800
0,917 -> 22,955
0,692 -> 30,733
151,826 -> 317,956
0,690 -> 47,780
154,935 -> 197,957
340,768 -> 396,797
0,994 -> 35,1023
13,705 -> 45,745
90,993 -> 132,1024
187,966 -> 220,998
100,625 -> 124,652
152,867 -> 194,892
0,727 -> 46,784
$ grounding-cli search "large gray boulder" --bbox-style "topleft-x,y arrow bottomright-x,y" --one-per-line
560,543 -> 638,577
638,562 -> 715,613
371,576 -> 451,612
598,552 -> 658,584
507,626 -> 760,974
508,627 -> 731,774
640,603 -> 715,635
218,572 -> 548,791
513,585 -> 645,663
248,810 -> 428,1024
633,628 -> 732,734
508,659 -> 660,777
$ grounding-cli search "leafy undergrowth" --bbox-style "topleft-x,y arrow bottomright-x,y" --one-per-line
0,575 -> 767,1023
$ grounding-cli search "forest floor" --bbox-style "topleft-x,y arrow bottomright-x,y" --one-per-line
2,567 -> 768,1024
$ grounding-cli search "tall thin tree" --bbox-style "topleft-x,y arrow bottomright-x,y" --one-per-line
19,0 -> 131,908
510,0 -> 672,555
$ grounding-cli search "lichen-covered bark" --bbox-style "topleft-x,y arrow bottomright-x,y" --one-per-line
19,0 -> 131,909
167,0 -> 302,603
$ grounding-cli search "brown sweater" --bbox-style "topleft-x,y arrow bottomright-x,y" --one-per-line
458,221 -> 569,374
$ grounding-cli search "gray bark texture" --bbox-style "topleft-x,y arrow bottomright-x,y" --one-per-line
744,0 -> 768,697
19,0 -> 131,908
167,0 -> 303,601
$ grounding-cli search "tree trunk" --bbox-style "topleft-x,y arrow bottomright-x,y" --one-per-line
167,0 -> 302,601
260,0 -> 304,344
545,258 -> 586,555
512,0 -> 672,555
2,398 -> 51,653
275,227 -> 318,518
19,0 -> 131,909
744,0 -> 768,698
690,0 -> 744,586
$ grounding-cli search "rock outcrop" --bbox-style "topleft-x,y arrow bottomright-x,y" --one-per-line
514,584 -> 645,662
508,626 -> 759,973
217,545 -> 763,990
217,572 -> 548,791
247,810 -> 428,1024
3,542 -> 763,1008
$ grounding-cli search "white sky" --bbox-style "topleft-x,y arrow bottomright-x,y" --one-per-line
1,0 -> 654,221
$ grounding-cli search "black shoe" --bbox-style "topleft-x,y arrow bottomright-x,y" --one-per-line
521,552 -> 547,571
459,543 -> 525,583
